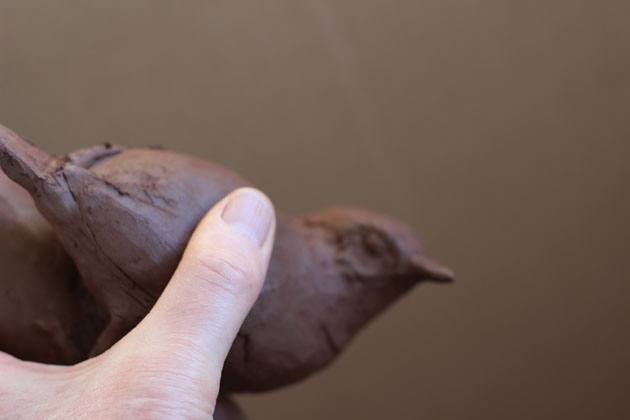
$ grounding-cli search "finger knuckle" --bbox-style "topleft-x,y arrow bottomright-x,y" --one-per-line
193,253 -> 260,298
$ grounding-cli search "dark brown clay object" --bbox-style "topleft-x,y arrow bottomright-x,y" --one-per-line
214,394 -> 248,420
0,170 -> 104,364
0,124 -> 453,391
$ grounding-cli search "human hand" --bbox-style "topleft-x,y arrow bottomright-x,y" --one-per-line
0,187 -> 275,419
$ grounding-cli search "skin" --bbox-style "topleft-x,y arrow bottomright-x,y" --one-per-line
0,188 -> 274,419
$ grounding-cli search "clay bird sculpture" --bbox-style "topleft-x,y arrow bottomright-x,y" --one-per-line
0,124 -> 453,391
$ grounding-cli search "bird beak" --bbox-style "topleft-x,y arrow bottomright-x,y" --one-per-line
409,255 -> 455,283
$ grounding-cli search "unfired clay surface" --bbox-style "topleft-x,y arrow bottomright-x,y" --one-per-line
0,124 -> 453,391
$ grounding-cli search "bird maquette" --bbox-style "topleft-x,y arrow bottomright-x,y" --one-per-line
0,123 -> 453,419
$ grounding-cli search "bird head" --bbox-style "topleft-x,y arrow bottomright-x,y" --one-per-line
302,207 -> 454,285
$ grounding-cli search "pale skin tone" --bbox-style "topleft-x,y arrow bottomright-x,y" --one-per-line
0,188 -> 276,420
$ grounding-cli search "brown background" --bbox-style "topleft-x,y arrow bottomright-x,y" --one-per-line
1,1 -> 629,419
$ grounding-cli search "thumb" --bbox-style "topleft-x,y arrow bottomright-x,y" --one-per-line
114,187 -> 275,380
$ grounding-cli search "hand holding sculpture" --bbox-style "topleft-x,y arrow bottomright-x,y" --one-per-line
0,124 -> 453,392
0,188 -> 272,420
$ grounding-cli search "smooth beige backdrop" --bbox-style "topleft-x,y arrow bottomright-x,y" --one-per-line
1,1 -> 629,419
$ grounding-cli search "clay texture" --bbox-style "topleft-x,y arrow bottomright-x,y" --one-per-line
0,170 -> 103,364
214,394 -> 248,420
0,124 -> 453,391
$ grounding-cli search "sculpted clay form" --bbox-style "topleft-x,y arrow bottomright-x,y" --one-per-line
0,124 -> 453,392
0,170 -> 102,364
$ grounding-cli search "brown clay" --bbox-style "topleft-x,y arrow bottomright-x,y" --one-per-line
0,124 -> 453,391
214,394 -> 248,420
0,170 -> 104,364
